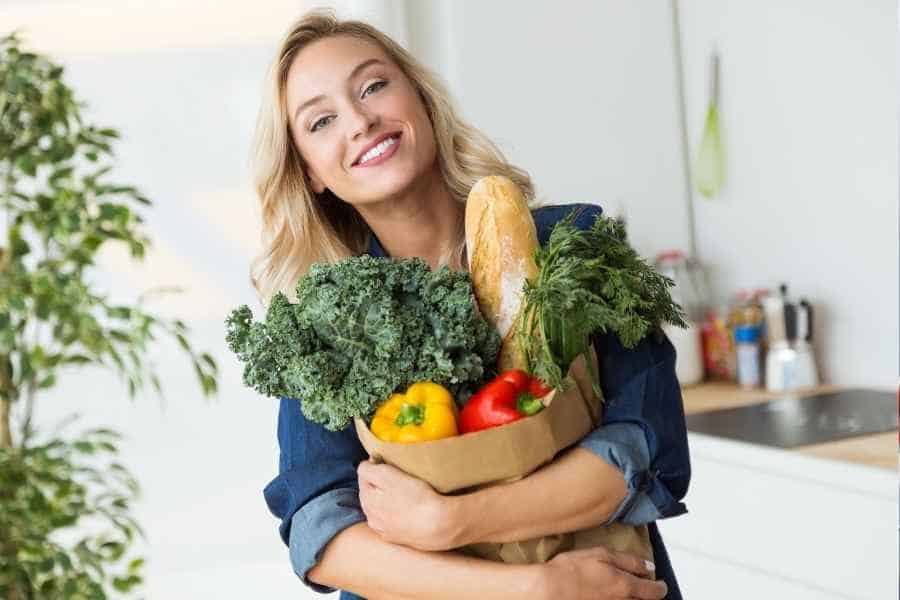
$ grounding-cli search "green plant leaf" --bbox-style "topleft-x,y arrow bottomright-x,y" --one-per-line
0,33 -> 216,599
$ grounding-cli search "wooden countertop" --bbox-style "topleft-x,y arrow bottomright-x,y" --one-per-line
681,383 -> 898,471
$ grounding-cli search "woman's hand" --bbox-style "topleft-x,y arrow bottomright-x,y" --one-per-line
536,546 -> 667,600
358,459 -> 462,552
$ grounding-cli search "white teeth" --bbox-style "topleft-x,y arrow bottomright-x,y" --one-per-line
359,136 -> 397,164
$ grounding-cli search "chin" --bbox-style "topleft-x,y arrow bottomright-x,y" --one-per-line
354,170 -> 421,204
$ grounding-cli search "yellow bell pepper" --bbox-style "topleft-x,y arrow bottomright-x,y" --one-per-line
370,382 -> 458,443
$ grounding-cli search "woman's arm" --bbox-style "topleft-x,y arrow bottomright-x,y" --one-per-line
361,333 -> 690,550
265,396 -> 660,598
449,447 -> 626,545
359,447 -> 626,549
307,522 -> 540,599
308,521 -> 665,600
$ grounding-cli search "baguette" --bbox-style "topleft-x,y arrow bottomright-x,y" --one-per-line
465,176 -> 539,372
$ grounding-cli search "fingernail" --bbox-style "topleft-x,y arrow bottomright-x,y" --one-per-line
644,560 -> 655,571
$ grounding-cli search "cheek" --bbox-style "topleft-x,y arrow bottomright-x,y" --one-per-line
393,95 -> 435,159
383,84 -> 431,135
415,113 -> 437,163
294,134 -> 341,178
412,101 -> 436,153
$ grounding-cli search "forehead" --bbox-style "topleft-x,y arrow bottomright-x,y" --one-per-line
286,35 -> 392,101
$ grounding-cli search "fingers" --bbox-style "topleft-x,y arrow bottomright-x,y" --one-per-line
566,546 -> 655,579
358,480 -> 374,514
358,481 -> 385,533
625,572 -> 668,600
358,469 -> 384,511
357,459 -> 403,488
606,550 -> 656,579
595,563 -> 666,600
356,458 -> 376,482
553,546 -> 667,599
603,551 -> 666,598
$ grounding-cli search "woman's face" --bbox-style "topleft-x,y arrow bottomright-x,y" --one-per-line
286,35 -> 438,207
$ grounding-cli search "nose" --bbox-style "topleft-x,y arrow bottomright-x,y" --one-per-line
348,102 -> 378,140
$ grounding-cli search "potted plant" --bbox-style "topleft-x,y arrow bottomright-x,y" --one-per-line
0,32 -> 218,598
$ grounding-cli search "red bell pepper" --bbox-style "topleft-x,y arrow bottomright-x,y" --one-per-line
526,377 -> 553,399
459,370 -> 553,434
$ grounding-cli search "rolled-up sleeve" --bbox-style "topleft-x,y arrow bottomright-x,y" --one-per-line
288,488 -> 366,593
577,331 -> 691,526
263,397 -> 368,593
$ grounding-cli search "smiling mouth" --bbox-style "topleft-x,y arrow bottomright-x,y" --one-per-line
353,133 -> 402,167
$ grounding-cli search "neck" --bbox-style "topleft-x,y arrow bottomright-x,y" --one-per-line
356,167 -> 463,270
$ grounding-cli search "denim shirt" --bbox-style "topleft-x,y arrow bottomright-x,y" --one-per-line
263,204 -> 691,599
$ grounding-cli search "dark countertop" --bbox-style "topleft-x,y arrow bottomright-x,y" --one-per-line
681,383 -> 897,470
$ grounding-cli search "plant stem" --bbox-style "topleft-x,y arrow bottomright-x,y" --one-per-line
20,379 -> 35,448
0,396 -> 11,449
0,352 -> 13,449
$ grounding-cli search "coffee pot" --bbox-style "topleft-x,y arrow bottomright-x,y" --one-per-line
764,284 -> 819,391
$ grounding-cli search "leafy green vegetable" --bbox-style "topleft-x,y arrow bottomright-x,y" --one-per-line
226,256 -> 500,431
516,210 -> 686,394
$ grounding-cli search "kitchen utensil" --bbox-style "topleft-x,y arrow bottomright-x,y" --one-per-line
765,284 -> 794,391
793,299 -> 819,388
765,285 -> 819,391
695,49 -> 724,198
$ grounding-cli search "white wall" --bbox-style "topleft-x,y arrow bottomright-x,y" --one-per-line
678,0 -> 898,387
406,1 -> 692,260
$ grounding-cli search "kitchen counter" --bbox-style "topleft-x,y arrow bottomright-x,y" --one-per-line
681,382 -> 897,470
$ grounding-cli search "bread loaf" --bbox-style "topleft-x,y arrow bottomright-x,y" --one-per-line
465,176 -> 539,371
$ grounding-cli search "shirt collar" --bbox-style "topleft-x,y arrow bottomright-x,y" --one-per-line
366,231 -> 388,258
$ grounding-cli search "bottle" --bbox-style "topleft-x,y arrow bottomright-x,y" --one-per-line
734,325 -> 761,388
700,303 -> 737,381
655,251 -> 706,386
666,321 -> 704,386
749,288 -> 770,361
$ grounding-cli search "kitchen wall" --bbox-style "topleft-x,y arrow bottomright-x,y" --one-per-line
677,0 -> 898,387
405,0 -> 692,260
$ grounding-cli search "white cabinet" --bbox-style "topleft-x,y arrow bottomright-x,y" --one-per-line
661,433 -> 897,600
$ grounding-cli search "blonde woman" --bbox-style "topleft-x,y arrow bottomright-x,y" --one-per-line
256,10 -> 689,600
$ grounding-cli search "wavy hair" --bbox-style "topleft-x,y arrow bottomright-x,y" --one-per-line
250,8 -> 534,304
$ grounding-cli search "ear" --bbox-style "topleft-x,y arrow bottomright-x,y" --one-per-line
306,168 -> 326,194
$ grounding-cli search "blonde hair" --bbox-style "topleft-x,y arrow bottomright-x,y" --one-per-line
250,8 -> 534,305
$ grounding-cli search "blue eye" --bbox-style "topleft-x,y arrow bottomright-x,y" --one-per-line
362,80 -> 387,98
308,81 -> 386,132
310,115 -> 334,132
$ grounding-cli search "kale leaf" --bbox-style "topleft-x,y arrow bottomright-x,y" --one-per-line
226,256 -> 500,431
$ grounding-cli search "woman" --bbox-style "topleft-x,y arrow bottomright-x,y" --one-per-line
256,10 -> 690,600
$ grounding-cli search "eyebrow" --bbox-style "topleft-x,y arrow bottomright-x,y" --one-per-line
293,58 -> 385,125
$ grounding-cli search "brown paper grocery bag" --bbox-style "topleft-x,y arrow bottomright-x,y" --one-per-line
354,352 -> 652,566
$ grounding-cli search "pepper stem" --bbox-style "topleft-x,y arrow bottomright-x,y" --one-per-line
395,402 -> 426,427
517,394 -> 544,416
